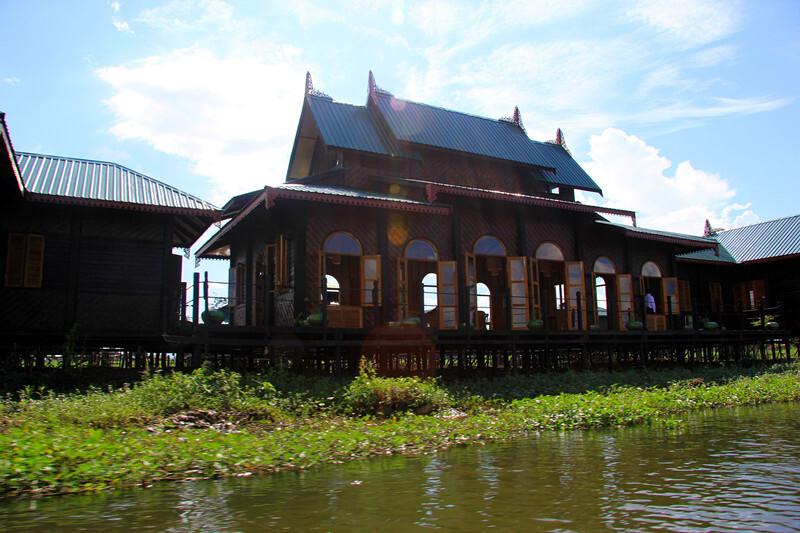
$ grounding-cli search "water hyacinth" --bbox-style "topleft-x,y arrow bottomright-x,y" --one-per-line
1,360 -> 799,498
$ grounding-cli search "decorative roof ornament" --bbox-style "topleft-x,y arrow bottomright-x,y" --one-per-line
547,128 -> 572,156
368,70 -> 393,98
499,106 -> 526,133
703,219 -> 724,237
304,71 -> 331,100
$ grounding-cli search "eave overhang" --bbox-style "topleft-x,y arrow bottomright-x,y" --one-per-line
424,181 -> 634,224
196,185 -> 450,259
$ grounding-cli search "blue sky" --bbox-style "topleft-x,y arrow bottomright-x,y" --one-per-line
2,0 -> 799,244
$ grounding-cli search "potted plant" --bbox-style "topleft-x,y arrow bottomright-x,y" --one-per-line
527,308 -> 544,330
201,298 -> 228,325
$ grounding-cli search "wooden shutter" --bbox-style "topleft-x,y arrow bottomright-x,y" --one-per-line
23,235 -> 45,288
528,258 -> 541,320
266,243 -> 278,292
5,233 -> 26,287
662,277 -> 679,314
464,252 -> 477,326
592,273 -> 599,326
396,257 -> 408,321
438,261 -> 458,329
276,235 -> 289,289
617,274 -> 634,330
709,282 -> 722,312
679,280 -> 692,312
228,266 -> 237,307
565,261 -> 586,330
507,257 -> 529,330
361,255 -> 381,306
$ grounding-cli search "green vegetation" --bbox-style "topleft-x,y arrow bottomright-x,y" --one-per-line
2,362 -> 800,498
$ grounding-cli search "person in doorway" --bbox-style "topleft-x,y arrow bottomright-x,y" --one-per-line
645,291 -> 656,314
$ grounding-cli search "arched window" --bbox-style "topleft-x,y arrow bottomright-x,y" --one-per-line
324,232 -> 361,255
641,261 -> 662,277
474,235 -> 506,256
593,256 -> 616,274
405,239 -> 438,261
535,242 -> 564,261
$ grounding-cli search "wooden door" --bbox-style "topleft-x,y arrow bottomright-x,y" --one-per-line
361,255 -> 381,306
617,274 -> 633,330
565,261 -> 586,330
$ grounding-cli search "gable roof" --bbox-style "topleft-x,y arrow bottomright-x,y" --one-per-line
595,220 -> 719,252
16,152 -> 218,216
288,73 -> 602,194
679,215 -> 800,264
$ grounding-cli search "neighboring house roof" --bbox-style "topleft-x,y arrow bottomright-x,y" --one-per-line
679,215 -> 800,264
596,220 -> 719,252
16,152 -> 218,216
0,113 -> 25,198
196,183 -> 450,258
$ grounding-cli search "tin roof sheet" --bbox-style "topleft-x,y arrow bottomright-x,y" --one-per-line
679,215 -> 800,264
372,93 -> 602,194
596,220 -> 718,249
16,152 -> 217,213
307,96 -> 402,156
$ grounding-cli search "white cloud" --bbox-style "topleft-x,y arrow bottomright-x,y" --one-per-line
628,0 -> 743,49
96,44 -> 308,204
580,127 -> 757,235
136,0 -> 238,33
3,77 -> 20,85
113,19 -> 133,33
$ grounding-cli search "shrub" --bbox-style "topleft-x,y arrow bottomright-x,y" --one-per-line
339,365 -> 450,416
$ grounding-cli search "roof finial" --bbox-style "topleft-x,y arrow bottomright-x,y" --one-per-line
499,106 -> 526,133
703,219 -> 724,237
368,70 -> 392,98
305,71 -> 314,95
304,71 -> 331,99
549,128 -> 572,156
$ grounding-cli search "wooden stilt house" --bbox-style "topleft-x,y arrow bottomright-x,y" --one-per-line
196,72 -> 717,334
0,114 -> 219,356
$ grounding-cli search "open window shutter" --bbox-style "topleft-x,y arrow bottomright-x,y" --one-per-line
528,258 -> 540,321
5,233 -> 26,287
507,256 -> 529,330
437,261 -> 458,329
23,235 -> 45,288
679,280 -> 692,312
228,266 -> 237,307
361,255 -> 381,306
565,261 -> 586,330
617,274 -> 634,330
662,277 -> 679,314
277,235 -> 289,289
396,257 -> 408,320
591,273 -> 599,326
752,279 -> 766,307
464,252 -> 477,325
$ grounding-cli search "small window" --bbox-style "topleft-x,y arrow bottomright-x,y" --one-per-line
5,233 -> 45,288
405,239 -> 438,261
324,232 -> 361,255
535,242 -> 564,261
641,261 -> 662,277
474,236 -> 506,256
593,256 -> 615,274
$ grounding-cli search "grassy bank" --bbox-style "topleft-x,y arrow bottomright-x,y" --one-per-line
2,363 -> 800,498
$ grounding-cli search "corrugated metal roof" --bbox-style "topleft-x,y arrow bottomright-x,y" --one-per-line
372,93 -> 602,194
307,96 -> 401,156
596,220 -> 718,248
679,215 -> 800,264
16,152 -> 217,212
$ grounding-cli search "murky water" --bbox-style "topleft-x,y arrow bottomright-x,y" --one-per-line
3,403 -> 800,532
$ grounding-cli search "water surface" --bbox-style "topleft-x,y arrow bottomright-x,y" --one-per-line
3,403 -> 800,532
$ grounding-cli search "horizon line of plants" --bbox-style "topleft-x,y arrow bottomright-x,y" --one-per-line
1,361 -> 799,499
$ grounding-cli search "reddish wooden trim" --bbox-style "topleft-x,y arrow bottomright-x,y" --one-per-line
269,187 -> 451,215
25,192 -> 220,220
425,182 -> 636,223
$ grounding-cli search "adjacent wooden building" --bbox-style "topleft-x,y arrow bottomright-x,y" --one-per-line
0,113 -> 219,356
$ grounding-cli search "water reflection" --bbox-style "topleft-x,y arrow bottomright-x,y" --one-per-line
3,403 -> 800,532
